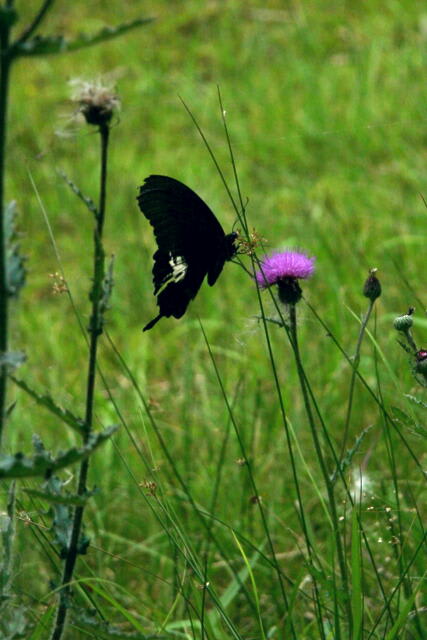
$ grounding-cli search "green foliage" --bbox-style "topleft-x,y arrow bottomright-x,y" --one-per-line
0,482 -> 16,600
332,424 -> 374,483
23,486 -> 97,507
11,17 -> 153,58
5,201 -> 26,298
71,607 -> 157,639
0,352 -> 26,372
0,484 -> 29,640
2,1 -> 427,638
58,170 -> 98,219
0,604 -> 27,639
0,426 -> 118,478
11,377 -> 85,435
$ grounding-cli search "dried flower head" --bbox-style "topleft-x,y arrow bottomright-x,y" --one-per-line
70,78 -> 120,127
49,271 -> 68,295
238,228 -> 267,255
255,250 -> 315,304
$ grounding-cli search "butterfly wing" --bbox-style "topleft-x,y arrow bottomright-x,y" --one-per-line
137,175 -> 228,329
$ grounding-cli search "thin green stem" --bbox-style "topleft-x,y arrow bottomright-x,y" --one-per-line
50,123 -> 109,640
338,299 -> 375,466
0,14 -> 12,448
289,303 -> 350,634
13,0 -> 56,47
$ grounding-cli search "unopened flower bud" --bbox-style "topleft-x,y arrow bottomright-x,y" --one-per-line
363,268 -> 381,302
393,308 -> 414,332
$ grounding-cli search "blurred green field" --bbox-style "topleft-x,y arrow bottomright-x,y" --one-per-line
4,1 -> 427,637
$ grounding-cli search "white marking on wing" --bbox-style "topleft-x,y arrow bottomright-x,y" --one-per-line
168,253 -> 188,283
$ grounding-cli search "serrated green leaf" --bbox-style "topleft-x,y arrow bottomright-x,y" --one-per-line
0,425 -> 118,478
99,255 -> 114,319
404,394 -> 427,411
10,377 -> 85,435
72,611 -> 150,639
24,487 -> 97,506
331,425 -> 373,483
391,406 -> 417,427
38,477 -> 91,556
392,404 -> 427,438
50,495 -> 72,555
5,201 -> 26,298
12,17 -> 153,57
70,592 -> 159,640
58,170 -> 98,218
0,603 -> 28,638
0,482 -> 16,598
0,352 -> 26,372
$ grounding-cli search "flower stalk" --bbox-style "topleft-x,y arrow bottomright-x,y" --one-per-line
288,301 -> 350,630
50,121 -> 110,640
338,269 -> 381,468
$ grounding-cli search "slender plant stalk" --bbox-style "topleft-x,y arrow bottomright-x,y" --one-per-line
13,0 -> 55,47
338,299 -> 375,465
288,303 -> 351,634
0,2 -> 13,448
50,123 -> 109,640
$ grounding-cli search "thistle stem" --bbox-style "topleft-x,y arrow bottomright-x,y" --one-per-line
50,123 -> 109,640
288,303 -> 350,632
338,299 -> 375,469
0,15 -> 12,449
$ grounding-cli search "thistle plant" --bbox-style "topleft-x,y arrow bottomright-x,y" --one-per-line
0,0 -> 151,445
255,250 -> 353,627
0,3 -> 151,637
49,79 -> 117,640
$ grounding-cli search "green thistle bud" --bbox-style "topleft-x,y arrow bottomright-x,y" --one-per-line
393,307 -> 414,332
363,268 -> 381,302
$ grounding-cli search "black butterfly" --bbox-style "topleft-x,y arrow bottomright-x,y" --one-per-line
137,175 -> 238,331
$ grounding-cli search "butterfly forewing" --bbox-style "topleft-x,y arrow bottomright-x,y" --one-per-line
137,175 -> 236,330
138,175 -> 225,254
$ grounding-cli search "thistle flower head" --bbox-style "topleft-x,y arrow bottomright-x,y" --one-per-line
255,250 -> 315,304
70,78 -> 120,127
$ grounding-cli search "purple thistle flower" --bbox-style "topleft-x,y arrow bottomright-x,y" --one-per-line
256,250 -> 315,305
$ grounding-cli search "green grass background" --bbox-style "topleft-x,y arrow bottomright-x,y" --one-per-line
4,1 -> 427,637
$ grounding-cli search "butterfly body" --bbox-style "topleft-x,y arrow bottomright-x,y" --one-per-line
137,175 -> 237,331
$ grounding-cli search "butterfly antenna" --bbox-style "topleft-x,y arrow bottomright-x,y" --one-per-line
143,314 -> 162,332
